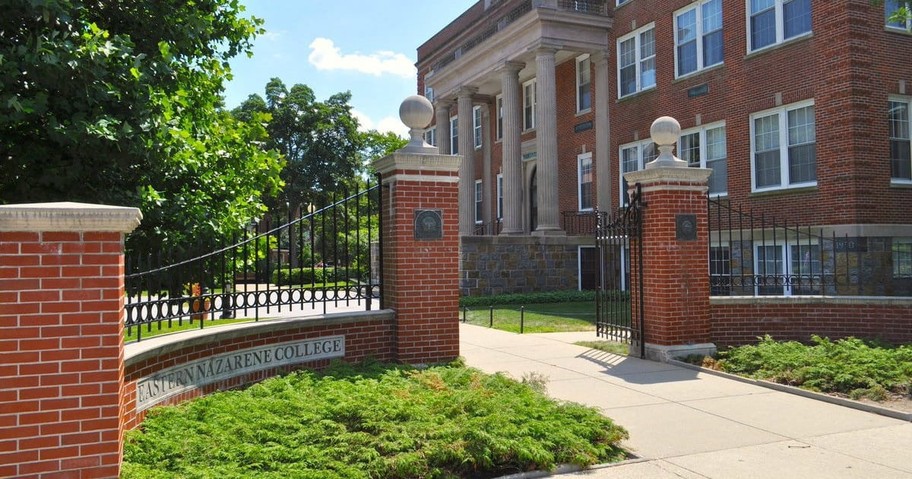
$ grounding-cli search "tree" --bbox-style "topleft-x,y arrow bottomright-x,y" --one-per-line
0,0 -> 283,256
876,0 -> 912,28
233,78 -> 364,215
359,130 -> 409,176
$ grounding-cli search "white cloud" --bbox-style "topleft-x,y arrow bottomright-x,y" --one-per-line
352,109 -> 408,138
308,37 -> 416,79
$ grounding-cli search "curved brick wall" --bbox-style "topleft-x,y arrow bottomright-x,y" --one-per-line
121,310 -> 395,430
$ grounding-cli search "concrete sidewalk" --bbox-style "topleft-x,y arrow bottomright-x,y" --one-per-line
459,323 -> 912,479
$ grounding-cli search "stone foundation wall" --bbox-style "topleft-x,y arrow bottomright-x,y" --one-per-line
460,235 -> 594,296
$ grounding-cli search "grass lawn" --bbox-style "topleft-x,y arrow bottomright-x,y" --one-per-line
125,317 -> 256,342
123,361 -> 629,478
700,335 -> 912,402
462,301 -> 596,333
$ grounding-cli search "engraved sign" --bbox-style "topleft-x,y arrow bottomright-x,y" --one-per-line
688,84 -> 709,98
676,214 -> 697,241
136,335 -> 345,411
414,209 -> 443,240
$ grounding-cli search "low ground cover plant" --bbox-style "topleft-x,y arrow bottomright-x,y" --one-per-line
708,335 -> 912,401
123,361 -> 629,478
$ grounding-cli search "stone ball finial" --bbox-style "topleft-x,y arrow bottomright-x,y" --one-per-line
400,95 -> 434,130
646,115 -> 687,169
398,95 -> 438,154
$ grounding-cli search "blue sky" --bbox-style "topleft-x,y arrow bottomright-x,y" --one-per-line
223,1 -> 476,137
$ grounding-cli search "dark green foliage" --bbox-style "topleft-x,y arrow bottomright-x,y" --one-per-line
718,335 -> 912,400
123,362 -> 629,478
271,266 -> 337,285
460,290 -> 596,307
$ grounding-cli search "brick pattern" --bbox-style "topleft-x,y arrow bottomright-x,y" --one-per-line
632,181 -> 712,346
710,299 -> 912,347
381,169 -> 461,364
0,231 -> 125,479
121,318 -> 395,430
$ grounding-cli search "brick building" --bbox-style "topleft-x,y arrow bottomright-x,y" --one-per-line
417,0 -> 912,296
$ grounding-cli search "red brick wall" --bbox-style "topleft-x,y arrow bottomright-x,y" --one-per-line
0,231 -> 126,479
121,315 -> 395,430
710,298 -> 912,347
381,168 -> 461,364
610,0 -> 912,225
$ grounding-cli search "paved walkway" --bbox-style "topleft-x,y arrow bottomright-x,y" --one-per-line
459,323 -> 912,478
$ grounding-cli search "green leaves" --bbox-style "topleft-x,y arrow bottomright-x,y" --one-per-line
123,362 -> 629,478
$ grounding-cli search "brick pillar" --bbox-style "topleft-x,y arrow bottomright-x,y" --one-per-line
0,202 -> 142,479
373,151 -> 462,365
624,117 -> 715,362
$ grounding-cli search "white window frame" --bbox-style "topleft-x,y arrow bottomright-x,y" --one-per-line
709,244 -> 732,295
577,153 -> 594,211
474,180 -> 483,224
893,238 -> 912,278
576,54 -> 592,113
749,99 -> 816,193
523,78 -> 537,131
746,0 -> 813,54
754,242 -> 822,296
473,105 -> 483,149
496,174 -> 504,220
425,126 -> 436,147
424,85 -> 435,102
495,95 -> 504,141
450,115 -> 458,155
617,0 -> 632,5
680,122 -> 728,196
617,23 -> 656,98
619,140 -> 658,204
885,0 -> 912,30
674,0 -> 724,78
889,96 -> 912,184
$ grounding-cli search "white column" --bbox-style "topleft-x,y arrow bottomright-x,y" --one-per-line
534,47 -> 561,234
457,87 -> 477,236
499,61 -> 524,235
434,99 -> 452,156
592,50 -> 612,213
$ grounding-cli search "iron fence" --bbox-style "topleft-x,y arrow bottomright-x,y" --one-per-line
124,183 -> 381,340
707,196 -> 892,296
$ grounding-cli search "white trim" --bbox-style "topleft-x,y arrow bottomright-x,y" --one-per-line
495,94 -> 504,141
889,95 -> 912,185
618,139 -> 657,204
522,78 -> 537,131
575,54 -> 592,113
674,0 -> 724,79
449,115 -> 458,155
679,121 -> 728,196
753,241 -> 822,296
749,99 -> 816,193
617,23 -> 656,98
473,105 -> 483,150
746,0 -> 813,54
496,173 -> 504,219
577,153 -> 594,211
474,179 -> 483,224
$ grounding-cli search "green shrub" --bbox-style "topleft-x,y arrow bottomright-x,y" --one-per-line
272,266 -> 337,285
460,289 -> 596,307
718,335 -> 912,400
123,361 -> 629,478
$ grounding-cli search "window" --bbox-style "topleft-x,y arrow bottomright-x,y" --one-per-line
523,79 -> 537,130
894,239 -> 912,278
576,55 -> 592,112
617,0 -> 631,5
675,0 -> 723,77
750,100 -> 816,192
619,140 -> 657,204
886,0 -> 912,30
680,123 -> 728,196
578,153 -> 593,211
425,126 -> 436,147
473,106 -> 483,149
450,116 -> 458,155
710,245 -> 731,295
495,95 -> 504,141
424,85 -> 435,102
755,243 -> 821,296
890,98 -> 911,182
474,180 -> 483,224
617,24 -> 656,97
496,174 -> 504,219
748,0 -> 812,52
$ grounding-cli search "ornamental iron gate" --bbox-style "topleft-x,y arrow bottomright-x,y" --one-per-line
595,184 -> 645,358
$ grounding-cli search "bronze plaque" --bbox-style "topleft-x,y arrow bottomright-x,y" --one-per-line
414,209 -> 443,240
676,214 -> 697,241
